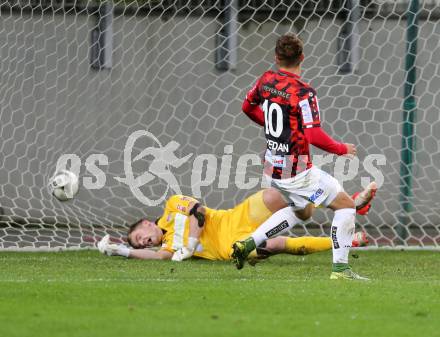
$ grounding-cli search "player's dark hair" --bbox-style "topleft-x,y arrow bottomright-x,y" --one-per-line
275,33 -> 303,68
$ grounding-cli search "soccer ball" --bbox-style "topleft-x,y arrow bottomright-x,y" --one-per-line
49,170 -> 79,201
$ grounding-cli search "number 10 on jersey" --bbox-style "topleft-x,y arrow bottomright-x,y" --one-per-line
263,99 -> 283,138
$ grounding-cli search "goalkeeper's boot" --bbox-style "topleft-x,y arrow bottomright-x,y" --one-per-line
231,238 -> 256,270
353,181 -> 377,215
351,231 -> 369,247
330,268 -> 370,281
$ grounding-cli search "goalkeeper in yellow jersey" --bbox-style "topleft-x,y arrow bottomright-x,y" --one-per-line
97,184 -> 376,261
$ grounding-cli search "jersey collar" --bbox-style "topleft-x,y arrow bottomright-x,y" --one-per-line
278,69 -> 301,78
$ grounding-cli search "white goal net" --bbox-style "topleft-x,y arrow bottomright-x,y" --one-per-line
1,0 -> 439,250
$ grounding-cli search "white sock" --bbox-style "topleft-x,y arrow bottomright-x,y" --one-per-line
251,207 -> 304,246
331,208 -> 356,264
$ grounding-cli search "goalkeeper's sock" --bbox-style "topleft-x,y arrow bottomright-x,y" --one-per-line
251,207 -> 304,246
284,237 -> 332,255
331,208 -> 356,265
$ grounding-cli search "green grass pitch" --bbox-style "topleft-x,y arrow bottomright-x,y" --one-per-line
0,250 -> 439,337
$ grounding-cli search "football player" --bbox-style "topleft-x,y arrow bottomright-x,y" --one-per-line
98,184 -> 376,262
233,33 -> 371,280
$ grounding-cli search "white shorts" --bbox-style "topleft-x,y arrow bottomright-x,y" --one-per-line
265,167 -> 343,210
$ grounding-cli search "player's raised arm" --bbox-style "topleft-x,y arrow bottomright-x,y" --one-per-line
303,127 -> 355,156
242,78 -> 265,126
242,100 -> 264,126
299,89 -> 355,156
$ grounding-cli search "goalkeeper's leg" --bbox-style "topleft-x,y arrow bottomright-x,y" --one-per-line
257,233 -> 369,257
231,204 -> 313,269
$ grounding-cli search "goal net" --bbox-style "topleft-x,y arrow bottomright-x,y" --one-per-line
1,0 -> 439,250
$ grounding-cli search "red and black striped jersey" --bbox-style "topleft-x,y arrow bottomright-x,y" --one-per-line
245,69 -> 321,179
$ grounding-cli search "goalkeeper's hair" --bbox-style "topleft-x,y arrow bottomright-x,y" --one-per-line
126,218 -> 161,247
275,33 -> 303,68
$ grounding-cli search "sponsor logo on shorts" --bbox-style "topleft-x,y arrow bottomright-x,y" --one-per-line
265,220 -> 289,237
308,188 -> 324,203
331,226 -> 339,249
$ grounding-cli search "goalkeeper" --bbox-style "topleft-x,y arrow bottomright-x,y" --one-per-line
98,185 -> 375,261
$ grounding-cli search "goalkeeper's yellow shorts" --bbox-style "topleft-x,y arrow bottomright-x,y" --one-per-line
194,190 -> 273,260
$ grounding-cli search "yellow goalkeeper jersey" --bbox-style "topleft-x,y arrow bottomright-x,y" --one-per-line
157,191 -> 272,260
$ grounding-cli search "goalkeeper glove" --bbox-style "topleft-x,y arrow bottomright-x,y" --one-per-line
171,237 -> 198,262
97,234 -> 130,258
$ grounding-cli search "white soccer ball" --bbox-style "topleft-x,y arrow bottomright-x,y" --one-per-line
49,170 -> 79,201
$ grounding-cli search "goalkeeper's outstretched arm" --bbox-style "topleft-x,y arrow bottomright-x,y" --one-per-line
97,199 -> 207,261
97,234 -> 173,260
129,248 -> 172,260
128,202 -> 206,260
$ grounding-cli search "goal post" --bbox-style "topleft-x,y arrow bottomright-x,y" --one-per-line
398,0 -> 419,244
0,0 -> 439,251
